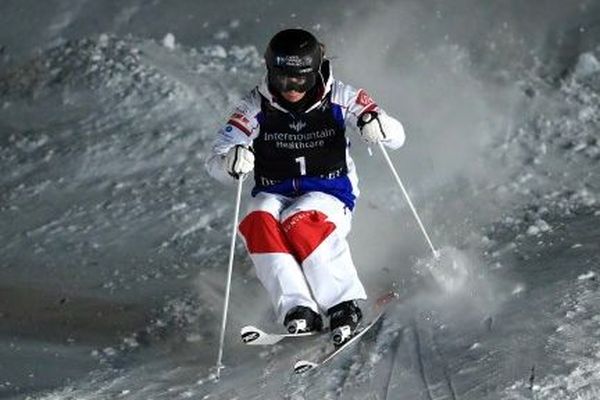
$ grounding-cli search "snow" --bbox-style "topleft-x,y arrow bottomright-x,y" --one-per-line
573,52 -> 600,79
511,284 -> 526,295
1,1 -> 600,399
526,219 -> 552,236
162,33 -> 176,50
577,271 -> 596,281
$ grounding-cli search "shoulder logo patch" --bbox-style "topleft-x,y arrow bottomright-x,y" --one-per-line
356,89 -> 376,108
230,112 -> 251,126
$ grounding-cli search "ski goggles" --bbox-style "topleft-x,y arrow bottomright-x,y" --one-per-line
269,71 -> 316,93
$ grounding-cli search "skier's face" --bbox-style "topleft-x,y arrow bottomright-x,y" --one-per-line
269,72 -> 315,102
277,75 -> 309,103
280,89 -> 306,103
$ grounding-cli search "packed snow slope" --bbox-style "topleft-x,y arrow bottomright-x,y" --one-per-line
1,1 -> 600,399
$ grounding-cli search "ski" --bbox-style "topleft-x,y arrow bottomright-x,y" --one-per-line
240,325 -> 322,346
293,291 -> 399,374
293,311 -> 385,374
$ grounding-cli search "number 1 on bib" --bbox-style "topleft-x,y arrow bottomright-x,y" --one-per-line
295,156 -> 307,175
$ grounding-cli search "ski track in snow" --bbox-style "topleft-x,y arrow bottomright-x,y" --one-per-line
0,5 -> 600,400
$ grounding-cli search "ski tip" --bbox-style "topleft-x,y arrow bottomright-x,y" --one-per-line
240,325 -> 264,344
241,325 -> 262,334
293,360 -> 318,374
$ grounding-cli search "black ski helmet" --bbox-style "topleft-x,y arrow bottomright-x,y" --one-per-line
264,29 -> 323,92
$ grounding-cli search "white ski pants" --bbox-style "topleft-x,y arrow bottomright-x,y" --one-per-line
239,191 -> 367,322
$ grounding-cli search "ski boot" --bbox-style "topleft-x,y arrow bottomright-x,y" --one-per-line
284,306 -> 323,334
327,300 -> 363,346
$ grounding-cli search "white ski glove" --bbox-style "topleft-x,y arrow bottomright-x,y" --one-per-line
357,111 -> 386,144
224,145 -> 254,179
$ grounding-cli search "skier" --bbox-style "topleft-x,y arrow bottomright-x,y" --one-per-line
206,28 -> 405,344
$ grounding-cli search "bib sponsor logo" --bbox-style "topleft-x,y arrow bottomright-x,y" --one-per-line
289,120 -> 307,132
263,128 -> 336,150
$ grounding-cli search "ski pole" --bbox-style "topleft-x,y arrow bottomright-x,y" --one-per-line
377,141 -> 439,259
215,176 -> 244,380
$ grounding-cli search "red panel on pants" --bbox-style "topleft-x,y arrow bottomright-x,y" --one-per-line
282,211 -> 336,263
239,211 -> 292,254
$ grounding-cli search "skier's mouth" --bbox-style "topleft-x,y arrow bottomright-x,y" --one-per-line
284,90 -> 304,96
282,90 -> 305,102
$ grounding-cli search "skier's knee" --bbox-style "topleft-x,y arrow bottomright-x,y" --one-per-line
281,210 -> 336,262
239,211 -> 291,254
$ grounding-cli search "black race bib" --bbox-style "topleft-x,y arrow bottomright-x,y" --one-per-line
253,95 -> 347,186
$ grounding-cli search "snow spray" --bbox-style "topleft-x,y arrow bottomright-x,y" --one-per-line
416,246 -> 471,294
377,142 -> 472,288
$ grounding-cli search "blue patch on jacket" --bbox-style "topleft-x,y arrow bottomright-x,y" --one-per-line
251,175 -> 356,210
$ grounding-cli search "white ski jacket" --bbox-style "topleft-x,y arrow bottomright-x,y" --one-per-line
206,60 -> 405,209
